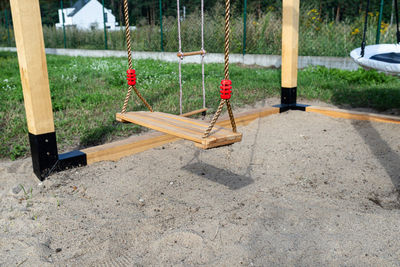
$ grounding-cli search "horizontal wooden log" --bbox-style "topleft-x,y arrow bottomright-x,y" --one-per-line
306,106 -> 400,124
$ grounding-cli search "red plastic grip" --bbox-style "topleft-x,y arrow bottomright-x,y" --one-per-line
127,69 -> 136,86
220,79 -> 232,100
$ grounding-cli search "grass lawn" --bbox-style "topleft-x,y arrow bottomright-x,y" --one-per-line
1,51 -> 400,160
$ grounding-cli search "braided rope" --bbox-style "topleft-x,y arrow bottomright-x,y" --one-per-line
361,0 -> 370,57
223,0 -> 236,132
203,0 -> 237,138
121,0 -> 152,113
201,0 -> 206,109
177,0 -> 183,114
178,56 -> 183,114
203,99 -> 225,138
225,99 -> 236,132
123,0 -> 133,70
223,0 -> 230,80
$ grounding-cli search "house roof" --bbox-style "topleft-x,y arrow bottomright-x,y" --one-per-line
68,0 -> 91,17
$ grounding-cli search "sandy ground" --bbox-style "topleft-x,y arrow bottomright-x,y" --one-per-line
1,101 -> 400,266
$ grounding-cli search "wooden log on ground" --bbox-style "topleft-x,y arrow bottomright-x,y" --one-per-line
306,106 -> 400,124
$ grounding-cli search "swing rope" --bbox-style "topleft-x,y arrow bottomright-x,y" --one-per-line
176,0 -> 206,114
177,0 -> 183,114
121,0 -> 153,113
361,0 -> 400,58
201,0 -> 206,109
361,0 -> 371,57
120,0 -> 237,139
203,0 -> 236,138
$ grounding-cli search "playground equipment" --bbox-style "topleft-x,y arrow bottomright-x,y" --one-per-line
350,0 -> 400,74
115,0 -> 242,149
176,0 -> 207,115
9,0 -> 400,180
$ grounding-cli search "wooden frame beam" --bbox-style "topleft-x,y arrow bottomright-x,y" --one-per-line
306,106 -> 400,124
281,0 -> 300,106
10,0 -> 54,135
11,0 -> 86,180
10,0 -> 59,179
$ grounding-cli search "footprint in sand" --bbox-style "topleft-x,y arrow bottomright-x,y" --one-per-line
58,234 -> 138,266
6,159 -> 32,174
150,231 -> 216,265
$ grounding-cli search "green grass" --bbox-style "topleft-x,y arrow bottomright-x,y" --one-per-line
299,66 -> 400,109
1,51 -> 400,160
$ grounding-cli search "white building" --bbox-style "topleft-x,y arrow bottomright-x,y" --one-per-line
55,0 -> 118,30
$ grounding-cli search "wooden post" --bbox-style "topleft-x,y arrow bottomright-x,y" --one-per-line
10,0 -> 54,135
281,0 -> 300,106
10,0 -> 86,180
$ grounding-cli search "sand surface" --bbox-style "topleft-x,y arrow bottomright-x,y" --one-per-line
1,102 -> 400,266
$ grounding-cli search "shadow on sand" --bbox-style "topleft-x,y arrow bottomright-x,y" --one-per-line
182,162 -> 254,190
351,120 -> 400,190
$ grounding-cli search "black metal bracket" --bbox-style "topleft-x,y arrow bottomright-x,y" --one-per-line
54,150 -> 87,173
29,132 -> 87,180
274,86 -> 309,112
29,132 -> 58,179
281,86 -> 297,105
273,103 -> 309,113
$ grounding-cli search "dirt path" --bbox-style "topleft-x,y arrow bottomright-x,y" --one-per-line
1,103 -> 400,266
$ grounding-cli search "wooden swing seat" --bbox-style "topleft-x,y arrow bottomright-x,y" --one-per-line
116,111 -> 242,149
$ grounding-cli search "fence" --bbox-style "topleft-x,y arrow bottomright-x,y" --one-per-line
0,1 -> 398,57
0,9 -> 12,47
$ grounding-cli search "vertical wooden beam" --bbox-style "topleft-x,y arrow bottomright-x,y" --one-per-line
10,0 -> 87,180
10,0 -> 55,135
281,0 -> 300,105
10,0 -> 59,179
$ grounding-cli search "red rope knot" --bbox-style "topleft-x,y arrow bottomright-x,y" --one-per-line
127,69 -> 136,86
220,79 -> 232,100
